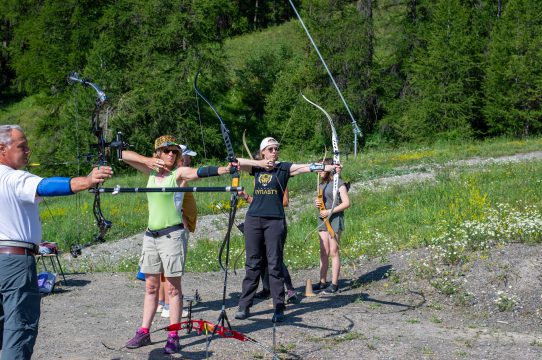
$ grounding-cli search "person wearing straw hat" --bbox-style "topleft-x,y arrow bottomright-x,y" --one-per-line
120,135 -> 236,354
234,137 -> 341,322
158,144 -> 198,319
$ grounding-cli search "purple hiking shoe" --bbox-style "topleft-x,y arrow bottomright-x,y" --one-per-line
163,334 -> 181,354
126,329 -> 151,349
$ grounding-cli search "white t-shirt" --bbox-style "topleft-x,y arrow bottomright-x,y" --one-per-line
0,164 -> 43,244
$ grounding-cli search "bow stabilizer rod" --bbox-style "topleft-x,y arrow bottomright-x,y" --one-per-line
288,1 -> 362,157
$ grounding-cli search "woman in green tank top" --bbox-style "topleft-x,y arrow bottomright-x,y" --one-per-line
120,135 -> 235,353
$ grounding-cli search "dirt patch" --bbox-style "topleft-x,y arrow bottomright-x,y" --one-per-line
33,243 -> 542,360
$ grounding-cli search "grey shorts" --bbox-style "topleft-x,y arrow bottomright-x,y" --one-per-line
139,227 -> 188,277
317,213 -> 345,234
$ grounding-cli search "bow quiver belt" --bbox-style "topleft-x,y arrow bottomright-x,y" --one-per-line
145,223 -> 184,238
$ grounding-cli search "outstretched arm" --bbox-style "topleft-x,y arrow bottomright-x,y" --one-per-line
70,166 -> 114,193
175,163 -> 236,183
37,166 -> 113,196
290,163 -> 341,177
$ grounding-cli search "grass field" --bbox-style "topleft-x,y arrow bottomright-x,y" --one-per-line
37,136 -> 542,273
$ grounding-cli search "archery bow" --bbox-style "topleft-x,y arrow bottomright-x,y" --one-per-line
194,72 -> 239,271
193,71 -> 242,351
231,129 -> 254,274
301,93 -> 340,242
67,72 -> 129,257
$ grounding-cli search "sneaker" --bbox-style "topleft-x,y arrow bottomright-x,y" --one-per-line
163,334 -> 181,354
182,308 -> 189,318
234,307 -> 250,320
156,304 -> 164,313
161,306 -> 170,318
286,290 -> 299,304
126,329 -> 151,349
322,284 -> 338,294
272,306 -> 285,323
312,282 -> 327,292
254,289 -> 271,299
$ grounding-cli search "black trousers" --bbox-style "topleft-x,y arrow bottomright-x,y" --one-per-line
239,216 -> 286,310
260,221 -> 294,292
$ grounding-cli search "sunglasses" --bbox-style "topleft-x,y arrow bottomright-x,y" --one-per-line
266,147 -> 279,153
161,148 -> 179,155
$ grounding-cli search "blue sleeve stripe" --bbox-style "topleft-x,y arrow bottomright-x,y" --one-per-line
37,177 -> 73,197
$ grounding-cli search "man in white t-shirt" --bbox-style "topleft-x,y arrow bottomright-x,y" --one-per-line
0,125 -> 113,360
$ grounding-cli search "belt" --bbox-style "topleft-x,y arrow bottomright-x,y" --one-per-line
146,223 -> 184,238
0,246 -> 36,256
0,240 -> 39,252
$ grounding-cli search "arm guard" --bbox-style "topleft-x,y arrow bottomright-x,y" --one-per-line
197,166 -> 220,178
309,163 -> 325,172
37,177 -> 73,196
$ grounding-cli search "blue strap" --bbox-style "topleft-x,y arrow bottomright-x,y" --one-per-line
37,177 -> 73,196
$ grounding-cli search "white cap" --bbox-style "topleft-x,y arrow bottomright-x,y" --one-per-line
179,144 -> 197,156
259,137 -> 280,151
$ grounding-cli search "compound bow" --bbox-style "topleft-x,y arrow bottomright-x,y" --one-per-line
67,72 -> 128,257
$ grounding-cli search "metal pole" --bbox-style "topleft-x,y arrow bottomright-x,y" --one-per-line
288,0 -> 362,157
90,186 -> 244,194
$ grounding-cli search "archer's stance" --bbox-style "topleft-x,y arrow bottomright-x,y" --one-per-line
121,135 -> 266,354
313,158 -> 350,294
0,125 -> 113,360
234,137 -> 341,322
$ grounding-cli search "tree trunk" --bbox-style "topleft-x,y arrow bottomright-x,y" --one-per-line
357,0 -> 373,18
253,0 -> 259,28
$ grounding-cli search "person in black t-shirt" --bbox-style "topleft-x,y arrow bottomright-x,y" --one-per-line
238,187 -> 298,303
234,137 -> 341,322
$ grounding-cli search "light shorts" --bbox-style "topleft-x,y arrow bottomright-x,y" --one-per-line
317,212 -> 345,235
139,227 -> 188,277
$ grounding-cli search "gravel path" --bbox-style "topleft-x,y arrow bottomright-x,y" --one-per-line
33,244 -> 542,359
29,151 -> 542,359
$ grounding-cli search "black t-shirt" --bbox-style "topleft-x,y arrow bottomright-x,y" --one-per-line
247,162 -> 292,219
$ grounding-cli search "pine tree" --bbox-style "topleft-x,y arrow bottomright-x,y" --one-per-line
389,0 -> 483,142
483,0 -> 542,137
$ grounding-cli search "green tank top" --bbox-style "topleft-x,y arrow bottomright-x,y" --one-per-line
146,168 -> 183,230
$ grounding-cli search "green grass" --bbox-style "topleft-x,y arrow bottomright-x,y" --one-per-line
224,21 -> 305,72
38,136 -> 542,273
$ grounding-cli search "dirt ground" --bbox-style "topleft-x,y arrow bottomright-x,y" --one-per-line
32,243 -> 542,360
30,151 -> 542,359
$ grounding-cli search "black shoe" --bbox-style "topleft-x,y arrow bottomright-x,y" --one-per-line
272,306 -> 285,323
235,307 -> 250,320
312,282 -> 327,292
322,284 -> 338,294
254,289 -> 271,299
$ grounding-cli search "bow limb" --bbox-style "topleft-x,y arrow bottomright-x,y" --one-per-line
193,72 -> 239,271
243,129 -> 254,160
194,73 -> 237,164
301,93 -> 340,242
